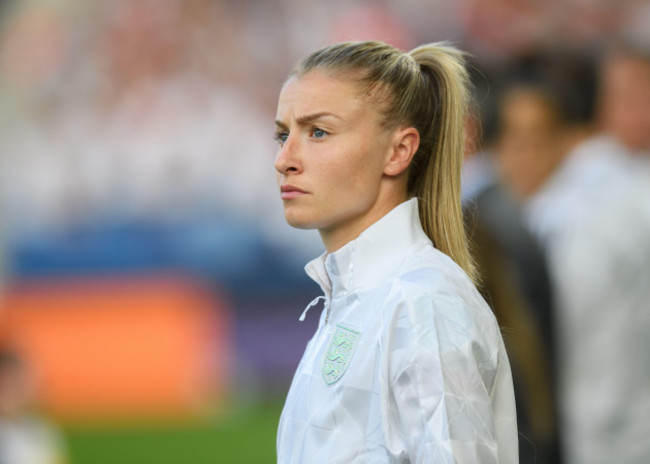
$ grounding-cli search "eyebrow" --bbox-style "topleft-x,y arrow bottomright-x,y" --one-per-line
275,111 -> 343,129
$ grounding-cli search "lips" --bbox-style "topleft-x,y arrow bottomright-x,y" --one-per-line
280,184 -> 308,200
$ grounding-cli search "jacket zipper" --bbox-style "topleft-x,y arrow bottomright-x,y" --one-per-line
325,301 -> 331,324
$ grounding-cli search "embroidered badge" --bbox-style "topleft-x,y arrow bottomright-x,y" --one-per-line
322,324 -> 361,385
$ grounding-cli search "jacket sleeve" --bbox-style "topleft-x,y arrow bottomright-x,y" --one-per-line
388,289 -> 516,463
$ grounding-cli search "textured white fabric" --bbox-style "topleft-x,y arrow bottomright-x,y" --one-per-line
525,135 -> 650,464
553,187 -> 650,464
277,198 -> 518,463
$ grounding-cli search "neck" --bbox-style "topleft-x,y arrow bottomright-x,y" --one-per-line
319,191 -> 407,253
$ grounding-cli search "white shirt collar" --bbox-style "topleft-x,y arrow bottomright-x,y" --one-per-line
304,198 -> 431,301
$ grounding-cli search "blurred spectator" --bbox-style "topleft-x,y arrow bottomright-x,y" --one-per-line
493,50 -> 597,205
496,87 -> 565,200
463,154 -> 560,463
0,347 -> 67,464
546,42 -> 650,464
463,65 -> 560,463
493,47 -> 650,464
597,41 -> 650,157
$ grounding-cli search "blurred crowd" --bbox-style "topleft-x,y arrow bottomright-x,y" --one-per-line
0,0 -> 649,463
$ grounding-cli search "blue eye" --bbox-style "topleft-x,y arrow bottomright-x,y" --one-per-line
312,128 -> 327,139
275,131 -> 289,145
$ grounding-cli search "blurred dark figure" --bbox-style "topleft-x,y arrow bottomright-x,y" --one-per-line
462,60 -> 561,464
0,347 -> 67,464
495,50 -> 597,206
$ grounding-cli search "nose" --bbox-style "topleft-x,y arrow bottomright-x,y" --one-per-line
274,135 -> 301,175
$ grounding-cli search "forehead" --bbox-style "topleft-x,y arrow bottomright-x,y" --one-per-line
604,56 -> 650,83
501,90 -> 560,128
503,89 -> 556,113
276,71 -> 368,118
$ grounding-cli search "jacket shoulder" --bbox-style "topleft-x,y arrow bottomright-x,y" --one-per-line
390,244 -> 499,342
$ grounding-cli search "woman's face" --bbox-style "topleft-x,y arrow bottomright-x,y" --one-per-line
274,71 -> 396,250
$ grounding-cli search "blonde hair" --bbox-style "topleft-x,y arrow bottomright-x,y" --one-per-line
291,41 -> 477,283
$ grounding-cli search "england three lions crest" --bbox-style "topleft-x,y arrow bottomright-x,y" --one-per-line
322,324 -> 361,385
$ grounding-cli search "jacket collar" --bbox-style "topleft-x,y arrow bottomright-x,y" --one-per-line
304,198 -> 431,300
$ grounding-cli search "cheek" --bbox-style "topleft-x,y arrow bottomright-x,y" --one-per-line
323,151 -> 381,196
343,135 -> 387,179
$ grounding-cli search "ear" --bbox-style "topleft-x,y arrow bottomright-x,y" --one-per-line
383,127 -> 420,177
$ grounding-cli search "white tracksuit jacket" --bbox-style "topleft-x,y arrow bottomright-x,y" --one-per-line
277,198 -> 518,463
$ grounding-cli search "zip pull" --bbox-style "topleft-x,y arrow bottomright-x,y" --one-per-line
299,295 -> 325,322
325,302 -> 331,325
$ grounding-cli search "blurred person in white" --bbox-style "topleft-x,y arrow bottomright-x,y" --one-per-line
497,47 -> 650,464
0,347 -> 67,464
273,41 -> 518,463
550,42 -> 650,464
524,42 -> 650,248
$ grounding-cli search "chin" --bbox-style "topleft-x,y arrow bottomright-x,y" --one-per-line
283,207 -> 320,230
284,214 -> 318,230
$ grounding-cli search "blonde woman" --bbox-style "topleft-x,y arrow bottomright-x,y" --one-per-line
273,41 -> 518,463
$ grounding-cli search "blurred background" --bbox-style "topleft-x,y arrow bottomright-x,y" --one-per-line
0,0 -> 648,463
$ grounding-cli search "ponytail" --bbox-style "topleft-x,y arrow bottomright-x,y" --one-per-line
291,41 -> 477,283
408,43 -> 477,283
